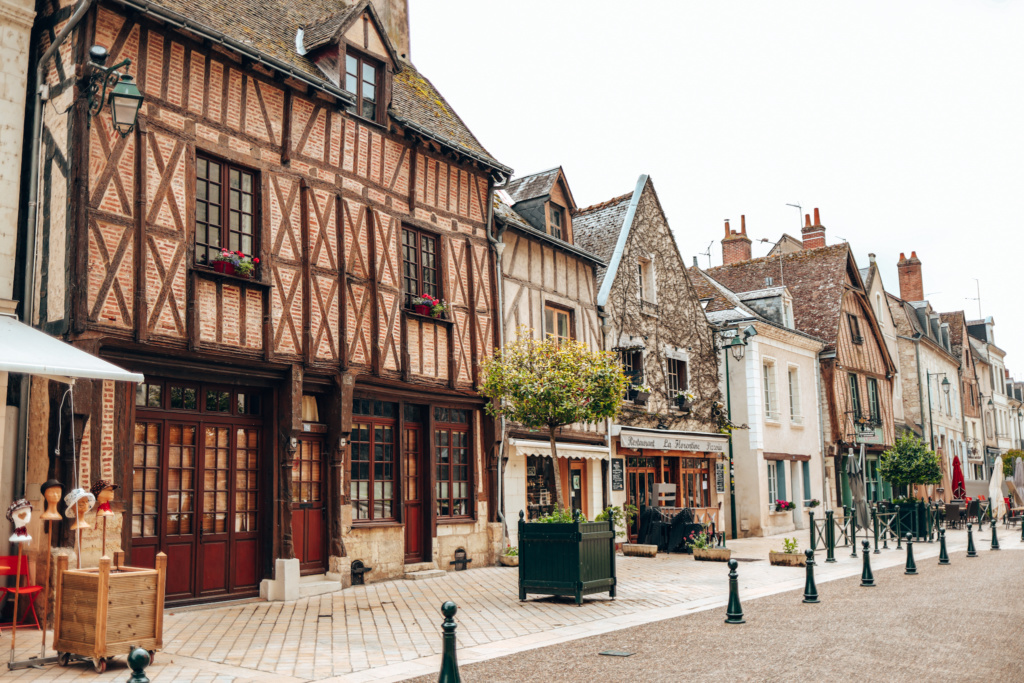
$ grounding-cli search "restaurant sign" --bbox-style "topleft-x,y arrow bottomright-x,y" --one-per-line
854,425 -> 883,445
619,431 -> 727,453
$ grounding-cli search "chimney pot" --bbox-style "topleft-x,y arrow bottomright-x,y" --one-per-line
740,215 -> 746,235
910,250 -> 918,259
897,250 -> 924,301
724,219 -> 730,237
813,207 -> 821,226
804,213 -> 811,227
899,252 -> 906,262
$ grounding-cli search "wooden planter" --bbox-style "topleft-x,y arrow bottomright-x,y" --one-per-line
693,547 -> 731,562
518,515 -> 616,605
53,552 -> 167,673
769,551 -> 806,567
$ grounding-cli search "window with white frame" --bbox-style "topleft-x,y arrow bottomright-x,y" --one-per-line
782,296 -> 794,328
788,365 -> 802,425
763,360 -> 779,422
767,461 -> 778,504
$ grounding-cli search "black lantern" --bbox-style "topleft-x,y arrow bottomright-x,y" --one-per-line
87,45 -> 143,138
941,377 -> 951,396
729,334 -> 746,362
108,73 -> 143,136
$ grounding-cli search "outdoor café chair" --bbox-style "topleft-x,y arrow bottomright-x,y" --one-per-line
944,502 -> 961,529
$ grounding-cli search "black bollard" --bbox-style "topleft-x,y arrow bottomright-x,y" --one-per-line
825,510 -> 837,563
850,510 -> 858,558
904,533 -> 917,575
809,511 -> 816,551
938,528 -> 950,565
438,601 -> 461,683
1021,515 -> 1024,543
802,549 -> 819,604
859,540 -> 874,586
126,647 -> 151,683
966,523 -> 977,558
895,505 -> 902,549
991,519 -> 1000,550
872,509 -> 880,554
725,559 -> 745,624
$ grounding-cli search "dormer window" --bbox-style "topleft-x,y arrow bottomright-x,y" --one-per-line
549,205 -> 563,240
345,52 -> 379,121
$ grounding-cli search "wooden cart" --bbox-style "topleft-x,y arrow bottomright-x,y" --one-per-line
52,551 -> 166,673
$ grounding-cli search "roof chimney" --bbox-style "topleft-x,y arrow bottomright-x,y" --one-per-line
897,250 -> 924,302
721,215 -> 752,265
801,207 -> 826,249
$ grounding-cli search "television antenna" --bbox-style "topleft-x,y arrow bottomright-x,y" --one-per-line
785,203 -> 802,230
965,278 -> 982,318
700,241 -> 713,267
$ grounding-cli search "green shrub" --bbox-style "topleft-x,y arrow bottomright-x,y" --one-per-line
782,537 -> 799,554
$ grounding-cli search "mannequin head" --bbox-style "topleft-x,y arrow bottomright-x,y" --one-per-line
91,479 -> 118,518
7,499 -> 33,543
64,488 -> 96,530
41,479 -> 64,521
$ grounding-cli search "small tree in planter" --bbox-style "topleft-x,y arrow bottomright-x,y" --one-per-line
479,329 -> 627,510
878,433 -> 941,535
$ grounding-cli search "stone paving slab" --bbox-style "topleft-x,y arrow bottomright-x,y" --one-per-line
3,524 -> 1015,682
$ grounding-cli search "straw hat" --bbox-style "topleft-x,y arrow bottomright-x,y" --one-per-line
64,488 -> 96,517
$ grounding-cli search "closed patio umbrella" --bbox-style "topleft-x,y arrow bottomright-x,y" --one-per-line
1014,457 -> 1024,501
952,455 -> 966,499
846,445 -> 871,529
988,456 -> 1005,522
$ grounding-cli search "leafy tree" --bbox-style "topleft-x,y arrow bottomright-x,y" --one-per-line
1003,449 -> 1023,479
479,330 -> 627,509
878,432 -> 942,488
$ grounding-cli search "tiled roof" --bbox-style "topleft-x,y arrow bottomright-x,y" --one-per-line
493,195 -> 604,265
506,168 -> 560,203
117,0 -> 507,172
302,3 -> 364,52
705,243 -> 851,350
572,193 -> 633,289
686,267 -> 735,313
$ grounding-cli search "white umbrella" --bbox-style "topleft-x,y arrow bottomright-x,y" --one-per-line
1014,457 -> 1024,500
988,456 -> 1005,522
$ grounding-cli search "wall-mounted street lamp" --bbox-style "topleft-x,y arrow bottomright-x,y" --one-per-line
87,45 -> 143,137
729,334 -> 747,362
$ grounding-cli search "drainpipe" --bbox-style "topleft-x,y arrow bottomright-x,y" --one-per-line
485,174 -> 507,544
15,0 -> 95,499
814,352 -> 828,510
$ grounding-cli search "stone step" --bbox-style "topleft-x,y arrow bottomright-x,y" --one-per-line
404,569 -> 447,581
298,573 -> 342,597
403,561 -> 438,573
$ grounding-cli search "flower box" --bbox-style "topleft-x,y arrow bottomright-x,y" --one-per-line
693,547 -> 731,562
213,261 -> 235,276
413,304 -> 431,316
621,543 -> 658,558
518,513 -> 616,605
676,396 -> 692,412
633,390 -> 650,405
769,551 -> 806,567
499,555 -> 519,567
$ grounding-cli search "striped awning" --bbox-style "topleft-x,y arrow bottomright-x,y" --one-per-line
507,438 -> 610,461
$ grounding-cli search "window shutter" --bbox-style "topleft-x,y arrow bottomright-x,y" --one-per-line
777,462 -> 787,501
802,461 -> 811,501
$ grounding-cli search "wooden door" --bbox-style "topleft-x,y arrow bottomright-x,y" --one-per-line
626,460 -> 657,541
292,436 -> 327,574
569,460 -> 587,516
403,425 -> 426,563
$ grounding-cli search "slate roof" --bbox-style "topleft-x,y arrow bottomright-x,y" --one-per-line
572,193 -> 633,289
505,168 -> 561,203
704,243 -> 852,350
114,0 -> 507,172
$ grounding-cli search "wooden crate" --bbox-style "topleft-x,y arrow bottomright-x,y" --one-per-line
53,551 -> 166,673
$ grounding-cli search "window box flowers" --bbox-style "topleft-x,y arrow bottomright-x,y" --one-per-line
211,249 -> 258,278
807,499 -> 821,508
411,293 -> 448,319
676,390 -> 696,412
628,383 -> 651,405
774,499 -> 795,512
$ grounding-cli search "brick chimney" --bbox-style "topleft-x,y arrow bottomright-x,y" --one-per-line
721,215 -> 752,265
370,0 -> 410,60
897,251 -> 924,302
801,208 -> 826,249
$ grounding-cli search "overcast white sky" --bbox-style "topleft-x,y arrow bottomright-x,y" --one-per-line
412,0 -> 1024,375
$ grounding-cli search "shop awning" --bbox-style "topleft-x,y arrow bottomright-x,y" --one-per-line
615,426 -> 728,455
0,315 -> 144,384
507,438 -> 610,461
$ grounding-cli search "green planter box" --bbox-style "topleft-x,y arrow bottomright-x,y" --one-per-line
892,501 -> 936,538
517,512 -> 616,605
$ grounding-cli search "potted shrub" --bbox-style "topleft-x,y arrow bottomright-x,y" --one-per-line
769,537 -> 806,566
517,508 -> 616,605
429,298 -> 449,319
690,528 -> 730,562
500,545 -> 519,567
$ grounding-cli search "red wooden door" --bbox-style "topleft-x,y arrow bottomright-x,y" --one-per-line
292,437 -> 327,574
403,425 -> 425,563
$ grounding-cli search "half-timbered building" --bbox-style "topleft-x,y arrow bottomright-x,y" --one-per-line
26,0 -> 509,603
574,175 -> 727,541
942,310 -> 985,481
492,168 -> 608,544
706,210 -> 898,511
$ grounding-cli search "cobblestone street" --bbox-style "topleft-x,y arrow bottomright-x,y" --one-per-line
4,526 -> 1017,682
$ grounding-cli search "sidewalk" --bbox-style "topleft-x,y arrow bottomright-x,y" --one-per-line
4,524 -> 1016,682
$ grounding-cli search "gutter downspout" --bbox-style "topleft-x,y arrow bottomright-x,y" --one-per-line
16,0 -> 95,499
485,176 -> 507,546
815,352 -> 829,510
